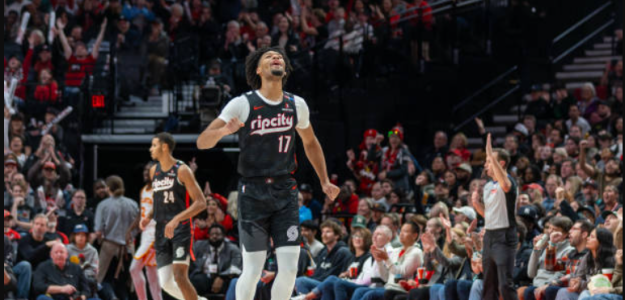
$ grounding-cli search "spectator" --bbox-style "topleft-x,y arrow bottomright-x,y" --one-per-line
578,83 -> 600,120
301,220 -> 324,258
60,189 -> 95,241
520,216 -> 574,300
10,180 -> 36,232
297,226 -> 372,299
355,221 -> 423,299
566,105 -> 591,136
190,224 -> 242,294
141,18 -> 169,96
543,175 -> 563,212
67,224 -> 99,287
526,85 -> 553,122
600,60 -> 623,88
87,179 -> 108,212
300,183 -> 323,222
553,228 -> 616,300
551,84 -> 577,120
4,235 -> 17,299
357,199 -> 378,232
93,175 -> 139,286
589,101 -> 613,132
8,136 -> 27,168
271,15 -> 300,54
4,36 -> 35,103
381,213 -> 402,248
299,7 -> 329,48
33,68 -> 59,103
33,243 -> 96,300
194,196 -> 234,240
293,220 -> 354,293
379,127 -> 413,194
347,129 -> 383,196
17,213 -> 59,270
299,192 -> 313,223
579,141 -> 622,196
57,17 -> 107,101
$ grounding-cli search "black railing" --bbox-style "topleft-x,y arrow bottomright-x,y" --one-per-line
452,65 -> 518,113
453,84 -> 520,132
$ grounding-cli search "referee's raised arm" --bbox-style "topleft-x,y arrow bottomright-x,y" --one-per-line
485,133 -> 511,192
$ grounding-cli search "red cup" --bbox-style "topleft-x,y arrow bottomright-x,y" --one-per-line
349,267 -> 358,279
417,267 -> 425,280
306,266 -> 315,277
602,268 -> 614,281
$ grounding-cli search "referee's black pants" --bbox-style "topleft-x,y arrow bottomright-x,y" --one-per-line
483,227 -> 518,300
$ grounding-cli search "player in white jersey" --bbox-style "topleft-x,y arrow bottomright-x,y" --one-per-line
130,162 -> 162,300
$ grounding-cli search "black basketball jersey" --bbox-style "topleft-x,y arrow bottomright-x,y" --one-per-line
152,161 -> 189,223
237,91 -> 299,177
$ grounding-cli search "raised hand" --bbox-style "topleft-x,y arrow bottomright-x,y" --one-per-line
439,213 -> 451,229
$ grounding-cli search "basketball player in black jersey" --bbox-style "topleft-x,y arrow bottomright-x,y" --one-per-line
140,133 -> 208,300
197,46 -> 340,300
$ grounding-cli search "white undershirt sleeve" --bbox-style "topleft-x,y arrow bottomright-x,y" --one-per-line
217,95 -> 250,124
294,96 -> 310,129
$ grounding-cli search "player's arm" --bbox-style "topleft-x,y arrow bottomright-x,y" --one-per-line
486,133 -> 511,192
197,118 -> 243,150
296,125 -> 340,200
173,165 -> 208,222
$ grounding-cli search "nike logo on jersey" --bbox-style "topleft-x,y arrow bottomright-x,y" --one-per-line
253,105 -> 264,110
250,113 -> 294,136
153,177 -> 175,192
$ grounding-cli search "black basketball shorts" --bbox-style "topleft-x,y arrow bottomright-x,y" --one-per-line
237,176 -> 301,252
155,220 -> 194,267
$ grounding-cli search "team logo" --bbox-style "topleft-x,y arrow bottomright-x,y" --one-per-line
153,177 -> 175,192
287,225 -> 299,242
250,113 -> 294,136
176,247 -> 185,258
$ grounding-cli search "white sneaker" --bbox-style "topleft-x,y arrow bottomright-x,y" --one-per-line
291,295 -> 307,300
199,297 -> 208,300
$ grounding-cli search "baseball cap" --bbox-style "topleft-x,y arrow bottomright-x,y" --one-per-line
73,224 -> 89,234
300,220 -> 318,232
452,206 -> 476,221
43,161 -> 56,170
455,163 -> 473,174
299,183 -> 313,193
351,215 -> 367,229
518,205 -> 539,221
523,183 -> 544,194
514,123 -> 529,137
577,205 -> 596,218
363,129 -> 378,139
601,210 -> 618,221
582,179 -> 598,189
372,202 -> 386,212
4,158 -> 17,167
4,210 -> 12,219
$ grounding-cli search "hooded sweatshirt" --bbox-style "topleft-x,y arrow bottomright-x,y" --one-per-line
67,243 -> 99,279
527,240 -> 573,286
311,241 -> 354,281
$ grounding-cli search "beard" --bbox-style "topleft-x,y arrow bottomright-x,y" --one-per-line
271,69 -> 284,77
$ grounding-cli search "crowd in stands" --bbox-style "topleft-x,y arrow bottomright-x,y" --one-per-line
3,0 -> 623,299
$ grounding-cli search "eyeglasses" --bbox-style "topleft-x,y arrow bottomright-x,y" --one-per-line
352,235 -> 364,239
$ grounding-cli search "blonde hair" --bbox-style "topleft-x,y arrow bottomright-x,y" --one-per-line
451,133 -> 468,149
227,191 -> 238,220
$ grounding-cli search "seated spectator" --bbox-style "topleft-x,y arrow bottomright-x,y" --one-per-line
299,192 -> 313,223
18,213 -> 61,270
354,221 -> 423,299
518,216 -> 574,300
579,83 -> 601,120
271,15 -> 300,54
554,228 -> 616,300
4,235 -> 17,299
59,189 -> 95,240
194,196 -> 234,240
190,224 -> 242,295
33,44 -> 53,77
67,224 -> 99,288
294,220 -> 354,293
33,243 -> 96,300
301,220 -> 324,258
580,140 -> 622,198
525,85 -> 553,122
347,129 -> 383,196
8,136 -> 27,168
589,101 -> 613,132
10,180 -> 36,232
299,183 -> 323,222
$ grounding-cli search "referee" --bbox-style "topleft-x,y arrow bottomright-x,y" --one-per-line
472,134 -> 519,300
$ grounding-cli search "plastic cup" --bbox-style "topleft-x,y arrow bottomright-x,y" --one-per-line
602,268 -> 614,281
